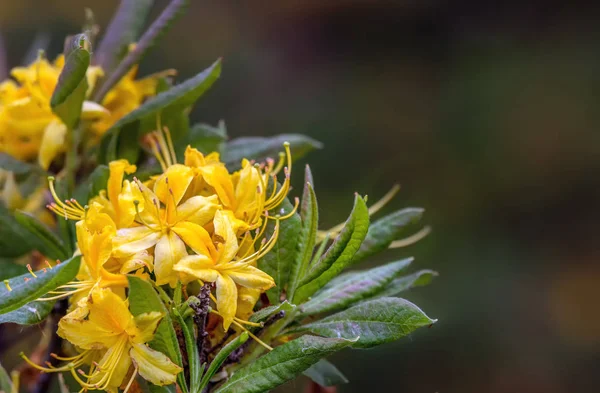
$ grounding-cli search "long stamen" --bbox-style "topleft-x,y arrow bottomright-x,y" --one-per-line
389,226 -> 431,248
209,308 -> 272,351
162,127 -> 177,166
46,177 -> 85,220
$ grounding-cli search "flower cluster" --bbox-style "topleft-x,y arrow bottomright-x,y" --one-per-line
25,128 -> 294,392
0,53 -> 159,169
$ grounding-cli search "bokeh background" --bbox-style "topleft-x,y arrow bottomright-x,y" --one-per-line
1,1 -> 599,392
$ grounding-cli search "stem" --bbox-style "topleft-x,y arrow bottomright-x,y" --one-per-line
189,283 -> 210,365
32,299 -> 68,393
64,124 -> 82,193
92,0 -> 188,103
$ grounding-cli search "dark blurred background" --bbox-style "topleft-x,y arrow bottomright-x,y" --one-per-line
2,1 -> 600,392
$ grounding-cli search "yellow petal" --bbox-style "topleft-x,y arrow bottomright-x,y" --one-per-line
38,119 -> 67,170
183,146 -> 206,167
119,250 -> 154,274
131,312 -> 163,344
153,164 -> 193,207
154,232 -> 187,287
58,289 -> 132,349
130,343 -> 181,386
113,226 -> 160,258
236,287 -> 261,321
213,210 -> 239,264
81,100 -> 109,120
173,255 -> 219,283
108,159 -> 137,215
175,195 -> 220,226
216,273 -> 238,330
199,163 -> 235,208
225,264 -> 275,291
171,221 -> 215,257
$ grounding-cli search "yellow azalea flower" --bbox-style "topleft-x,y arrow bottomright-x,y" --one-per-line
24,288 -> 182,392
91,159 -> 143,228
89,66 -> 172,140
112,164 -> 220,287
0,54 -> 107,168
183,143 -> 293,233
174,210 -> 276,330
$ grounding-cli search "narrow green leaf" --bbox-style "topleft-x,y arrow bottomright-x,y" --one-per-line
0,362 -> 12,393
0,203 -> 35,257
13,210 -> 69,260
294,195 -> 369,303
51,34 -> 90,130
248,301 -> 295,324
303,359 -> 348,387
214,335 -> 354,393
94,0 -> 189,102
0,256 -> 80,315
299,258 -> 413,316
94,0 -> 154,75
288,166 -> 318,300
257,196 -> 302,302
200,332 -> 248,390
289,297 -> 436,349
0,153 -> 43,174
0,300 -> 54,325
352,208 -> 424,264
222,134 -> 322,169
127,276 -> 185,392
173,311 -> 199,393
100,59 -> 221,163
175,121 -> 228,156
376,269 -> 438,298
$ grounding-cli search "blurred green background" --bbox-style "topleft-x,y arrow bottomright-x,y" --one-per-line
1,1 -> 599,392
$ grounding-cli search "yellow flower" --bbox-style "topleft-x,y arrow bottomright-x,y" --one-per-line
91,159 -> 143,228
112,164 -> 220,287
0,54 -> 107,168
183,143 -> 293,233
24,288 -> 182,392
174,210 -> 276,330
89,67 -> 172,140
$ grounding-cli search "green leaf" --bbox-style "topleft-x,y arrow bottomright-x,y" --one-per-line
248,301 -> 295,324
0,203 -> 35,257
294,195 -> 369,303
93,0 -> 155,76
173,311 -> 199,393
287,166 -> 318,300
175,121 -> 228,157
127,276 -> 185,391
93,0 -> 189,102
289,297 -> 436,349
100,59 -> 221,163
0,362 -> 12,393
352,208 -> 424,264
299,258 -> 413,316
51,34 -> 90,130
199,332 -> 248,390
213,335 -> 354,393
303,359 -> 348,387
257,196 -> 302,302
0,153 -> 43,174
377,269 -> 438,298
0,256 -> 80,315
13,210 -> 69,260
73,165 -> 110,203
222,134 -> 322,169
0,300 -> 54,325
